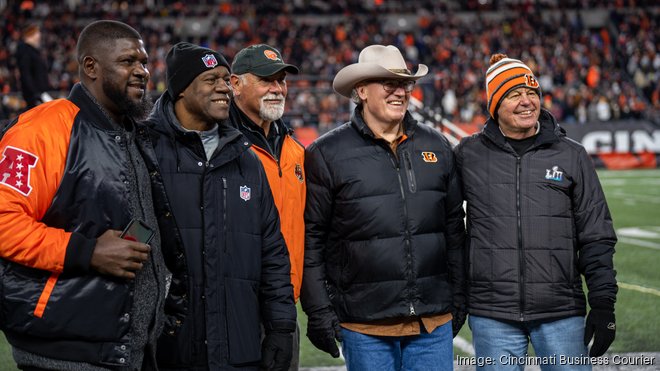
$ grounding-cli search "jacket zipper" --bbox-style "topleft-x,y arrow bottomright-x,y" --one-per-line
389,148 -> 416,316
403,151 -> 416,193
253,143 -> 282,177
516,156 -> 525,321
244,121 -> 282,177
222,177 -> 228,252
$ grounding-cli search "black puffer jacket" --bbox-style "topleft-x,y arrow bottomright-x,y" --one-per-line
144,93 -> 295,370
301,108 -> 466,322
454,109 -> 617,322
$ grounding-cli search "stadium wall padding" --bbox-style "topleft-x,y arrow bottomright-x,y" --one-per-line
563,120 -> 660,169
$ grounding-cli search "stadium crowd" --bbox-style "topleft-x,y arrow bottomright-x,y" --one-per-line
0,0 -> 658,128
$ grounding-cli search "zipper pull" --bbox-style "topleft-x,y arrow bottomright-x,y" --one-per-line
222,177 -> 227,189
409,303 -> 416,316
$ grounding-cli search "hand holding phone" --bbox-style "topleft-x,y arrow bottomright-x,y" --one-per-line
91,220 -> 155,279
120,219 -> 155,245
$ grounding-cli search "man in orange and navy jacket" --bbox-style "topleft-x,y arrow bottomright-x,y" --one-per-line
229,44 -> 306,370
0,20 -> 176,370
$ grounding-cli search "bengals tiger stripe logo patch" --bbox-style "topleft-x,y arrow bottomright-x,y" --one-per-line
421,152 -> 437,163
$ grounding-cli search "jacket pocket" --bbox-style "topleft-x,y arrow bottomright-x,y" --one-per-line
1,260 -> 131,340
225,277 -> 260,365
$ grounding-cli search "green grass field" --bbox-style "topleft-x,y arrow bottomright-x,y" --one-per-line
1,169 -> 659,369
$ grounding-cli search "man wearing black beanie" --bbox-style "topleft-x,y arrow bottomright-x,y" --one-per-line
143,42 -> 296,371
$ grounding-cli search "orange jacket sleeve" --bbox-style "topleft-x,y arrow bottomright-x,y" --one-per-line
0,100 -> 78,272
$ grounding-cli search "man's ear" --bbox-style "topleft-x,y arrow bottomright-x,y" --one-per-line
356,84 -> 368,100
82,56 -> 98,80
230,74 -> 241,96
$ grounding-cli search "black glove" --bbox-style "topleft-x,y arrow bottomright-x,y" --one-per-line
306,307 -> 342,358
584,302 -> 616,357
452,309 -> 467,338
260,330 -> 293,371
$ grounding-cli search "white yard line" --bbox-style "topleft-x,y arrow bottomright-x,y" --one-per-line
601,178 -> 660,185
619,282 -> 660,297
608,191 -> 660,204
618,236 -> 660,250
453,336 -> 475,355
598,169 -> 660,177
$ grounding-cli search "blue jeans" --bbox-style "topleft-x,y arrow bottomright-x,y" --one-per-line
469,315 -> 591,371
340,321 -> 453,371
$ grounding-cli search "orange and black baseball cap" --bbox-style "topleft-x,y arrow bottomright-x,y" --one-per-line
231,44 -> 299,77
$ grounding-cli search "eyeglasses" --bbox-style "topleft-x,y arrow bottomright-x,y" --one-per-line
368,80 -> 416,93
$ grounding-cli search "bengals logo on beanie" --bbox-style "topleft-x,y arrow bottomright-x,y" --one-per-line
486,54 -> 541,119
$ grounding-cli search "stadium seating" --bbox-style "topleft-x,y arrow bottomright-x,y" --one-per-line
0,0 -> 657,129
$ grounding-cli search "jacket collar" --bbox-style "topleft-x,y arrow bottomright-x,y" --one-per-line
68,83 -> 134,132
145,92 -> 247,164
350,105 -> 417,140
482,108 -> 563,152
228,102 -> 292,152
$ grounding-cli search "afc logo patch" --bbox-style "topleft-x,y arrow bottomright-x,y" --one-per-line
421,151 -> 438,163
0,146 -> 39,196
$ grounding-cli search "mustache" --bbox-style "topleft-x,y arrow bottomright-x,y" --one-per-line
261,93 -> 284,101
127,79 -> 148,87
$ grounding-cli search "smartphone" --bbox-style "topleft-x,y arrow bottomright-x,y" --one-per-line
119,219 -> 155,244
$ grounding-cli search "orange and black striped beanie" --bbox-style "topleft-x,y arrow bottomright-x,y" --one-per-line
486,54 -> 541,119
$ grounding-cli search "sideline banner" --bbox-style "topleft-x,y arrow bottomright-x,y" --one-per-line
563,120 -> 660,169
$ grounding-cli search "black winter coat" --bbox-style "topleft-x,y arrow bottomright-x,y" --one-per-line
454,109 -> 617,322
301,108 -> 466,322
16,41 -> 50,108
144,93 -> 295,370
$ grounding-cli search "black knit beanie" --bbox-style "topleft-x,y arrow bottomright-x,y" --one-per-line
166,42 -> 230,100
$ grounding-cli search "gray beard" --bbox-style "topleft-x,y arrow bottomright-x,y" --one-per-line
259,99 -> 285,122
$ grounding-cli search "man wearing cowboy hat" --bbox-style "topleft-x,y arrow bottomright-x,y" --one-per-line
300,44 -> 467,370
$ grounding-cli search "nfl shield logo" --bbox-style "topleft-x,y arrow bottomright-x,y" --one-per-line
202,54 -> 218,68
239,185 -> 251,201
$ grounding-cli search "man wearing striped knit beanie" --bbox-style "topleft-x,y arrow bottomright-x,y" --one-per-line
454,54 -> 618,370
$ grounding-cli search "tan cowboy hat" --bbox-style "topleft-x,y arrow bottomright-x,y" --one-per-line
333,44 -> 428,98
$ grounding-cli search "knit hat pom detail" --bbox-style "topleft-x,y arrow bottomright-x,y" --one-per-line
489,53 -> 508,66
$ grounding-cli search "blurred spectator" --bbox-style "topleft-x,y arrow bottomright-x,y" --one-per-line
15,23 -> 52,109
